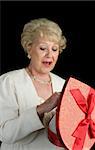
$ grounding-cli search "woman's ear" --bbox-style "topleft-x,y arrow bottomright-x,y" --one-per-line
27,53 -> 31,59
27,44 -> 32,59
27,48 -> 32,59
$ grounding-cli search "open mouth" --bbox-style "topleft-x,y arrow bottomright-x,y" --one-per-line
42,61 -> 52,66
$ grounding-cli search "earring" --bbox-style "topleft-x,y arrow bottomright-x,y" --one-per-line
27,54 -> 31,59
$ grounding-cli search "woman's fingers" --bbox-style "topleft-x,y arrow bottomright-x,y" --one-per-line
36,92 -> 62,123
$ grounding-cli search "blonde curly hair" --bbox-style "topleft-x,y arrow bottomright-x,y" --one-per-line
21,18 -> 67,54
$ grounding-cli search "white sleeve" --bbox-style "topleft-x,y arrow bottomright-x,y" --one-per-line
0,75 -> 44,144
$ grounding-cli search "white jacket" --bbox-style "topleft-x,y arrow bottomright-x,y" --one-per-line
0,68 -> 65,150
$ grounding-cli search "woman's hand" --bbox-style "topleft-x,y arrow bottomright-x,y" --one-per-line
36,92 -> 61,123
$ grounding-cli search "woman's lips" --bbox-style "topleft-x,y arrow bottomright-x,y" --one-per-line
42,61 -> 53,67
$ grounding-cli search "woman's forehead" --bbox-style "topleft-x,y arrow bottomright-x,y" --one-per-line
34,37 -> 59,46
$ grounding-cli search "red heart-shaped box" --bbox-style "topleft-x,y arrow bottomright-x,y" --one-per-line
48,77 -> 95,150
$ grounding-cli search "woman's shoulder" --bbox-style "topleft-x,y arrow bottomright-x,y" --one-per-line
50,72 -> 66,92
50,72 -> 66,89
0,68 -> 25,82
50,72 -> 65,83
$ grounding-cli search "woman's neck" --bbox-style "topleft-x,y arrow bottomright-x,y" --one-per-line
27,65 -> 51,84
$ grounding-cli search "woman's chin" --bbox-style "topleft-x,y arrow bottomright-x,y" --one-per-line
41,65 -> 55,73
41,67 -> 54,74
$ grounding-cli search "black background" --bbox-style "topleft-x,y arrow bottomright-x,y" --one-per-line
1,1 -> 95,88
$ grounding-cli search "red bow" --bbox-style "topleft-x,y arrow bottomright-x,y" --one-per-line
70,89 -> 95,150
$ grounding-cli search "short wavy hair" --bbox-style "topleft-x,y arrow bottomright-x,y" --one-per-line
21,18 -> 67,53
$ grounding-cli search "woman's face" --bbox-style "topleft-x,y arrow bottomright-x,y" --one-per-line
28,38 -> 60,74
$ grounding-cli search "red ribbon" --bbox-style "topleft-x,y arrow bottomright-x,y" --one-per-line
70,89 -> 95,150
48,127 -> 64,147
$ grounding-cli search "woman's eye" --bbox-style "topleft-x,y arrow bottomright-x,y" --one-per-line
52,48 -> 58,51
40,47 -> 46,51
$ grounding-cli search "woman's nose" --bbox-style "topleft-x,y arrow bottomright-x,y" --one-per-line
45,49 -> 52,57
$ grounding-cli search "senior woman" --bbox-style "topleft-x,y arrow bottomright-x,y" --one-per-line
0,18 -> 66,150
